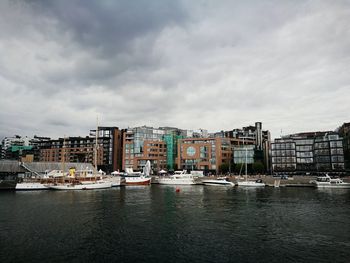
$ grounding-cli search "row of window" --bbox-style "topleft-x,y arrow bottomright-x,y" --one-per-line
271,150 -> 295,157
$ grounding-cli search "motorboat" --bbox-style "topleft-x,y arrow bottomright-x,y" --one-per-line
202,177 -> 235,186
314,174 -> 350,189
158,170 -> 197,185
237,179 -> 265,187
123,162 -> 151,186
123,173 -> 151,185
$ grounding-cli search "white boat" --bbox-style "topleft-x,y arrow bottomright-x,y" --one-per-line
158,170 -> 197,185
49,180 -> 112,190
123,161 -> 151,186
237,179 -> 265,187
124,175 -> 151,185
15,181 -> 49,190
202,177 -> 235,186
107,172 -> 126,187
105,176 -> 125,187
314,174 -> 350,189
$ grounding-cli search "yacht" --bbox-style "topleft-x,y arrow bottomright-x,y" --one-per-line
314,174 -> 350,189
158,170 -> 197,185
123,172 -> 151,185
202,177 -> 235,186
49,180 -> 112,190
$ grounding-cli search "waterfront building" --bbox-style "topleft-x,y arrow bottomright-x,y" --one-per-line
123,126 -> 166,172
271,131 -> 345,174
233,145 -> 255,164
338,122 -> 350,171
271,138 -> 297,173
314,133 -> 344,172
225,122 -> 271,172
1,135 -> 51,162
40,136 -> 104,166
122,126 -> 187,172
159,127 -> 187,170
40,127 -> 124,173
89,127 -> 125,173
176,137 -> 249,174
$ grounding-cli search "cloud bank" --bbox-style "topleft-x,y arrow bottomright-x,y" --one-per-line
0,0 -> 349,139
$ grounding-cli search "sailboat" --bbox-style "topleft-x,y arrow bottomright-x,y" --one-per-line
236,143 -> 265,187
49,128 -> 112,190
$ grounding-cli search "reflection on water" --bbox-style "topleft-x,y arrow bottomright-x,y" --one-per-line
0,186 -> 349,263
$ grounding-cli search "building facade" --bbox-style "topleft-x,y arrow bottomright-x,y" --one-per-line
1,135 -> 51,161
176,137 -> 250,174
271,132 -> 345,174
224,122 -> 271,172
39,127 -> 123,173
338,122 -> 350,171
89,127 -> 124,173
122,126 -> 187,172
40,136 -> 104,167
123,126 -> 166,172
314,133 -> 344,172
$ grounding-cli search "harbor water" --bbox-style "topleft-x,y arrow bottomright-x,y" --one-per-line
0,186 -> 349,263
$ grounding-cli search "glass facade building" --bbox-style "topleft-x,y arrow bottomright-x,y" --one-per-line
271,132 -> 345,174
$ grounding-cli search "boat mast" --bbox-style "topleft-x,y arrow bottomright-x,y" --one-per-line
94,117 -> 98,172
62,136 -> 66,182
245,145 -> 247,181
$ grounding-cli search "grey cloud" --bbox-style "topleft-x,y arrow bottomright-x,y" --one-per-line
0,0 -> 349,140
26,0 -> 188,55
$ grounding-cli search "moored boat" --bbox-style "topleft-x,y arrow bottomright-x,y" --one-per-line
236,143 -> 265,187
49,180 -> 112,190
202,177 -> 235,186
15,181 -> 49,190
314,174 -> 350,189
158,170 -> 196,185
124,174 -> 151,185
123,161 -> 152,186
237,179 -> 265,187
107,172 -> 126,187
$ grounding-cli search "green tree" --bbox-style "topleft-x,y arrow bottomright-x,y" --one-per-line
233,163 -> 244,174
219,163 -> 230,174
252,161 -> 265,174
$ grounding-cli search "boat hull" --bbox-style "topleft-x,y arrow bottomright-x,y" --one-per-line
15,182 -> 49,190
315,183 -> 350,189
125,177 -> 151,185
106,176 -> 125,187
158,179 -> 196,185
237,181 -> 265,187
202,180 -> 235,186
49,181 -> 112,190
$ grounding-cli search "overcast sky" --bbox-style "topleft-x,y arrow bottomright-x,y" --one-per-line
0,0 -> 349,140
